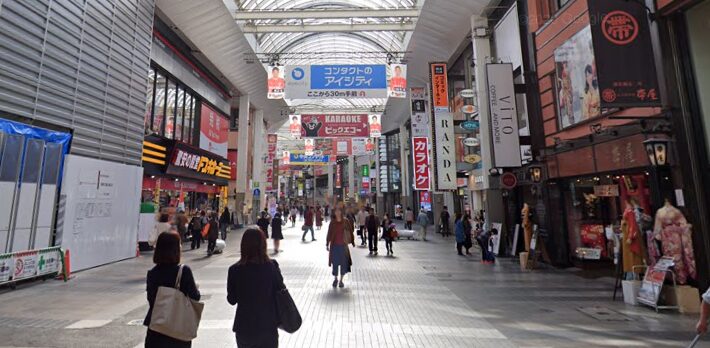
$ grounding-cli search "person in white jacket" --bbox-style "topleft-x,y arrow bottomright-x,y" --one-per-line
148,213 -> 173,248
356,207 -> 368,246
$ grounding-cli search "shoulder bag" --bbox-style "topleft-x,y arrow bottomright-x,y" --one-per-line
149,265 -> 204,341
273,264 -> 302,333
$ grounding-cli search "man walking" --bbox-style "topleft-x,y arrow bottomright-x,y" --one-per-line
440,206 -> 451,237
365,208 -> 380,255
302,206 -> 316,242
417,208 -> 430,241
356,207 -> 368,246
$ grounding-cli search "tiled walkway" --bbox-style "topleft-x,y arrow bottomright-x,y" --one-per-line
0,220 -> 705,347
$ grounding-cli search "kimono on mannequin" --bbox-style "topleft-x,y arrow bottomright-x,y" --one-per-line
654,200 -> 696,284
522,204 -> 533,252
621,202 -> 644,273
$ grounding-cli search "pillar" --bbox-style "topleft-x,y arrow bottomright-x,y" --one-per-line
234,94 -> 250,225
399,125 -> 411,210
251,109 -> 265,223
327,164 -> 334,205
348,155 -> 355,206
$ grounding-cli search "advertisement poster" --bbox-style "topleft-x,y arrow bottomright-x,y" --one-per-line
554,26 -> 600,129
12,250 -> 38,280
300,114 -> 370,138
387,64 -> 407,98
333,138 -> 352,156
0,254 -> 11,282
430,63 -> 449,112
304,139 -> 315,156
369,114 -> 382,138
486,64 -> 521,168
638,257 -> 675,306
285,64 -> 388,99
588,0 -> 660,108
419,191 -> 432,211
267,65 -> 285,99
282,151 -> 290,165
228,150 -> 238,180
351,138 -> 372,155
412,137 -> 431,191
289,115 -> 301,139
199,103 -> 229,158
410,87 -> 431,138
580,224 -> 607,258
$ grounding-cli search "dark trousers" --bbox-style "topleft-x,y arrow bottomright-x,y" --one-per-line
220,224 -> 228,241
367,230 -> 378,252
405,221 -> 412,230
359,225 -> 366,245
456,242 -> 464,255
190,230 -> 201,249
146,329 -> 191,348
207,239 -> 216,254
441,220 -> 450,236
236,332 -> 278,348
385,239 -> 393,253
301,225 -> 314,241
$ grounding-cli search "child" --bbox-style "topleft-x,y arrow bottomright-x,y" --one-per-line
383,223 -> 397,256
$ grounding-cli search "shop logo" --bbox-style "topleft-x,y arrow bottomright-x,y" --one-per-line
291,68 -> 305,81
601,10 -> 639,45
602,88 -> 617,103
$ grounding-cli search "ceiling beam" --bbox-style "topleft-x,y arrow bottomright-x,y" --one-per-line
234,8 -> 420,20
241,23 -> 416,33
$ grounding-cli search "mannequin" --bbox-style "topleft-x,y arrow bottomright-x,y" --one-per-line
621,198 -> 644,273
521,203 -> 533,252
654,199 -> 696,284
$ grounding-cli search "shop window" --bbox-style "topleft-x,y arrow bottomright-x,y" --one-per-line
165,80 -> 178,139
184,94 -> 194,144
144,69 -> 156,134
175,87 -> 185,141
152,72 -> 167,135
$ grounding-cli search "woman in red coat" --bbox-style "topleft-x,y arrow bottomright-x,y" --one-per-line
315,207 -> 324,230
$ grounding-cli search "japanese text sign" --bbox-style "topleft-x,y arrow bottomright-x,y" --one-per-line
412,137 -> 431,190
300,114 -> 370,138
285,65 -> 388,99
430,63 -> 449,112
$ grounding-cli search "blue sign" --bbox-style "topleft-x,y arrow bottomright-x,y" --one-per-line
289,153 -> 331,165
253,188 -> 261,197
460,120 -> 480,131
311,65 -> 387,90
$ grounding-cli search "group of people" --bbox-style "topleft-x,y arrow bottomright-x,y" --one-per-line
150,207 -> 234,257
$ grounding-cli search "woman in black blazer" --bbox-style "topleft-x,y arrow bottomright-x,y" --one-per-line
227,228 -> 285,348
144,232 -> 200,347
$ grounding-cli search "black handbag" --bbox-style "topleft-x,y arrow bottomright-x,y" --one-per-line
272,263 -> 302,333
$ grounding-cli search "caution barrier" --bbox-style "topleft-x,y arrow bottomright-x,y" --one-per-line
0,246 -> 63,287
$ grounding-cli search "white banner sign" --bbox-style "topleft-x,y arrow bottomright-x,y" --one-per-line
410,87 -> 430,138
486,63 -> 521,168
369,114 -> 382,138
433,111 -> 457,190
387,64 -> 407,98
289,115 -> 301,139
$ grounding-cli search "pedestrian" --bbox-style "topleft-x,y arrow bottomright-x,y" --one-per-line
365,208 -> 380,255
207,213 -> 219,256
477,226 -> 495,264
404,207 -> 414,230
455,213 -> 465,256
315,207 -> 323,231
326,207 -> 355,288
257,211 -> 270,239
144,232 -> 200,348
188,215 -> 203,250
463,213 -> 473,255
417,208 -> 430,241
289,206 -> 298,227
149,213 -> 172,247
175,210 -> 189,241
324,205 -> 330,222
440,206 -> 451,237
227,228 -> 285,348
219,207 -> 232,241
381,213 -> 394,256
271,212 -> 284,253
356,207 -> 367,246
301,206 -> 316,242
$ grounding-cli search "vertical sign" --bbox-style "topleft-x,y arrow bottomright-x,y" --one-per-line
412,137 -> 431,190
419,191 -> 432,211
304,139 -> 315,156
486,63 -> 522,168
410,87 -> 431,138
267,65 -> 285,99
369,114 -> 382,138
265,134 -> 277,192
335,164 -> 342,188
199,104 -> 229,158
387,64 -> 408,98
289,115 -> 301,139
430,62 -> 457,190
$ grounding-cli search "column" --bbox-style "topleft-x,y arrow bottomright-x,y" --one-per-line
251,109 -> 265,223
399,125 -> 410,210
348,155 -> 355,206
234,94 -> 250,225
327,164 -> 334,206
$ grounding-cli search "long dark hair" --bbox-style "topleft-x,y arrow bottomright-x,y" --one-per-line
584,64 -> 597,93
238,228 -> 270,265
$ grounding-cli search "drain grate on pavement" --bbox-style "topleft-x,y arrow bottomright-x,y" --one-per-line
577,306 -> 632,321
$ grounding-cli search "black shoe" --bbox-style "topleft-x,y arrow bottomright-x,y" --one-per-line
312,238 -> 317,242
338,281 -> 344,288
332,279 -> 338,288
458,252 -> 464,256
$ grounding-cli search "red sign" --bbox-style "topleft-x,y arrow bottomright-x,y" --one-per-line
601,11 -> 639,45
199,103 -> 229,157
412,137 -> 430,190
335,164 -> 342,188
228,150 -> 237,180
430,63 -> 449,109
500,172 -> 517,189
300,114 -> 370,138
419,190 -> 431,204
362,177 -> 370,189
142,176 -> 220,194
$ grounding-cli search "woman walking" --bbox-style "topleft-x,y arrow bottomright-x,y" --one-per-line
144,232 -> 200,348
219,207 -> 232,241
326,207 -> 355,288
257,211 -> 271,239
455,213 -> 465,256
381,213 -> 394,256
463,213 -> 473,255
271,212 -> 284,253
315,207 -> 323,231
289,207 -> 298,227
207,213 -> 220,256
227,229 -> 285,348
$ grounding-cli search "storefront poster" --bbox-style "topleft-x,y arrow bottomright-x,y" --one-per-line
486,64 -> 522,168
412,137 -> 431,191
419,191 -> 432,211
410,87 -> 431,138
580,224 -> 607,258
289,115 -> 301,139
285,64 -> 388,99
369,114 -> 382,138
350,138 -> 373,155
199,103 -> 229,158
588,0 -> 661,108
299,114 -> 370,138
304,139 -> 315,156
387,64 -> 407,98
554,26 -> 601,128
267,65 -> 286,99
638,257 -> 674,306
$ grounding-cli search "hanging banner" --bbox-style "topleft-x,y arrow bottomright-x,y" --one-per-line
362,176 -> 370,189
335,164 -> 342,188
387,63 -> 407,98
300,114 -> 370,138
410,87 -> 431,138
282,151 -> 290,165
289,152 -> 332,166
285,64 -> 388,99
267,65 -> 285,99
486,63 -> 522,168
430,63 -> 449,112
199,103 -> 229,158
588,0 -> 661,108
555,27 -> 600,128
332,138 -> 352,156
378,137 -> 389,193
412,137 -> 431,191
228,150 -> 238,180
267,134 -> 277,165
304,139 -> 315,156
369,114 -> 382,138
289,115 -> 301,139
351,138 -> 372,155
419,191 -> 432,211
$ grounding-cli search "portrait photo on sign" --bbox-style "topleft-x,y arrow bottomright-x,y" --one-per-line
387,64 -> 407,98
369,114 -> 381,138
554,26 -> 600,129
267,65 -> 285,99
289,114 -> 302,139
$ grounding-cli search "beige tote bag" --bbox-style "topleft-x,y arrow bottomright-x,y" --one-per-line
149,265 -> 204,341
